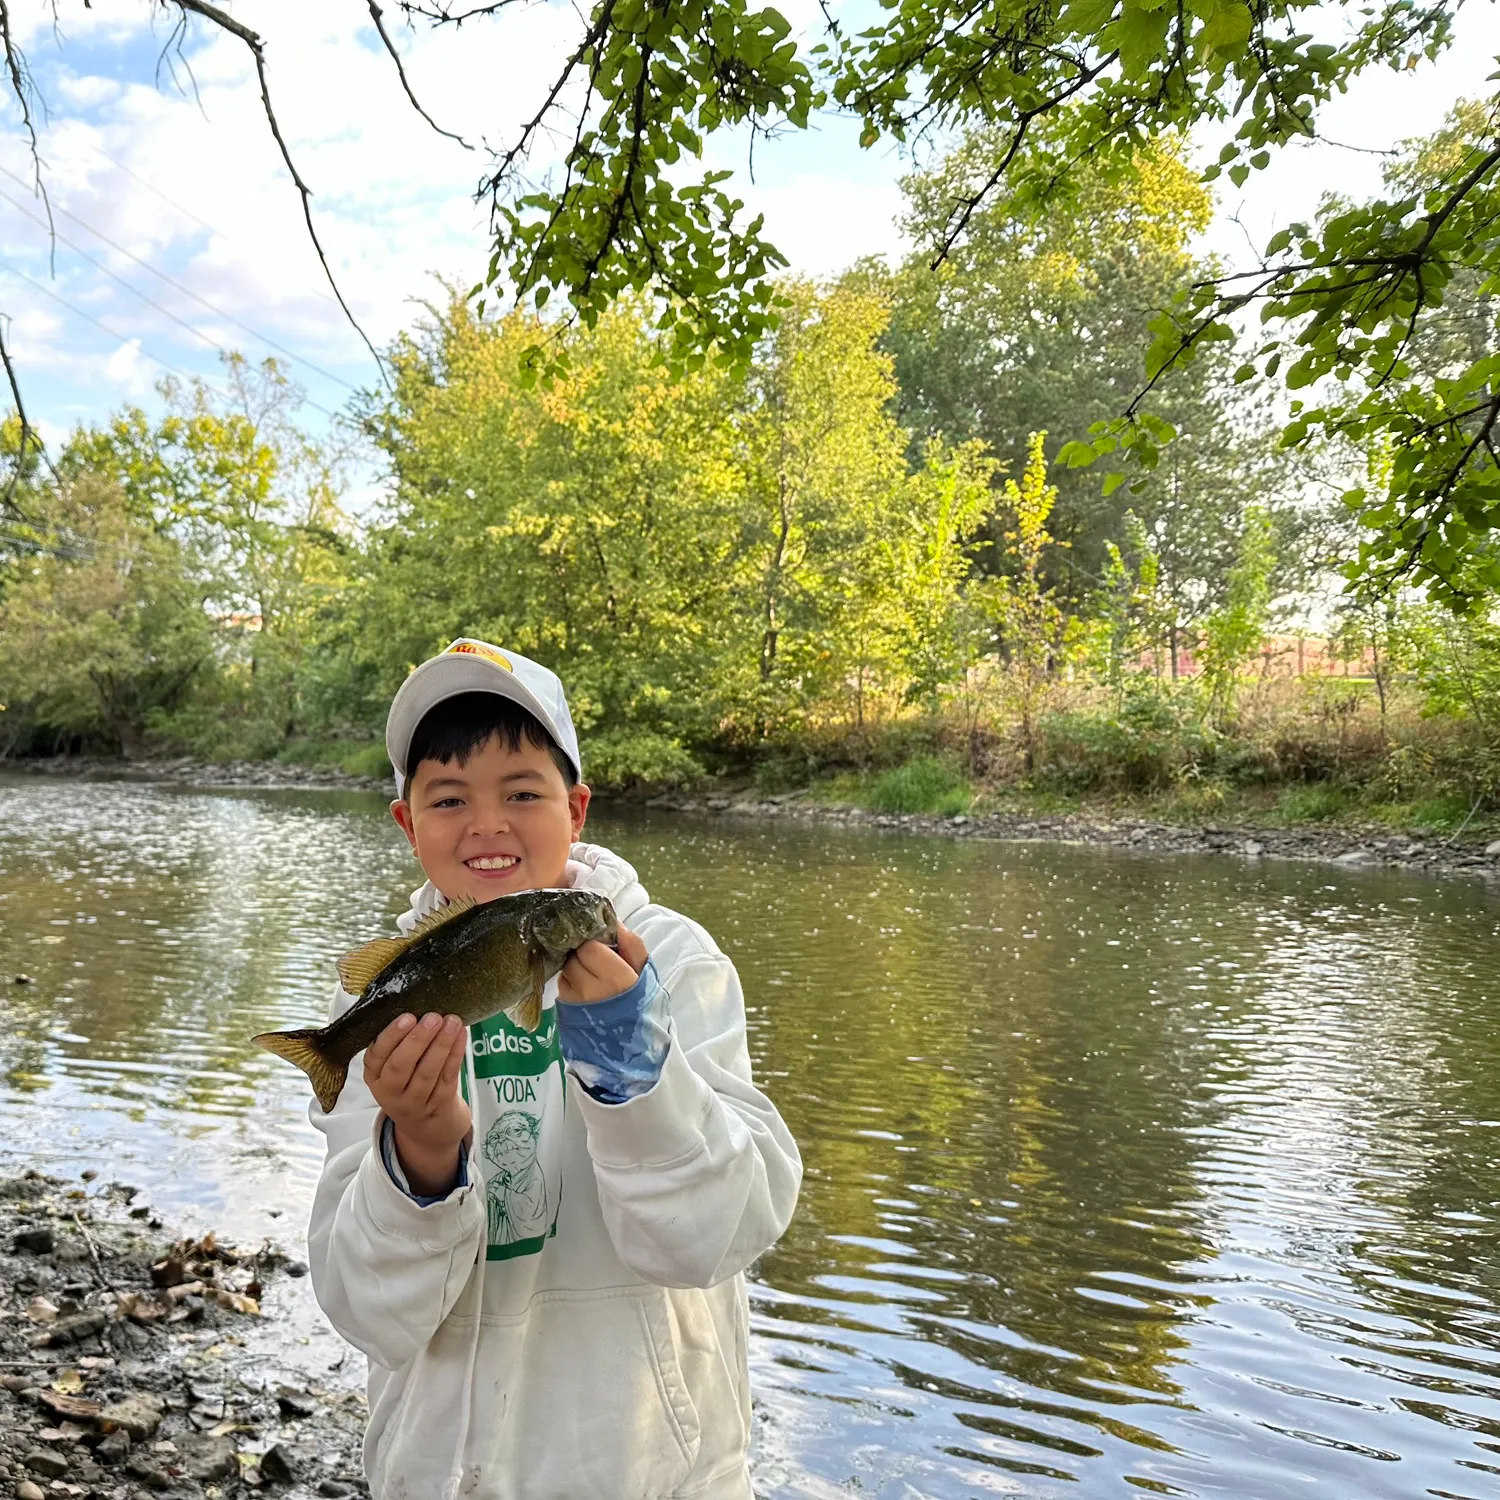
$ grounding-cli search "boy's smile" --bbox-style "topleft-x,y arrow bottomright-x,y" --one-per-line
391,733 -> 590,904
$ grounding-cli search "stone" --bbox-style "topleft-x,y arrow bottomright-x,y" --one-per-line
1333,849 -> 1371,864
97,1394 -> 164,1442
176,1433 -> 237,1483
95,1429 -> 130,1466
12,1227 -> 55,1255
123,1455 -> 172,1491
23,1450 -> 68,1479
259,1445 -> 297,1485
318,1483 -> 354,1498
277,1392 -> 316,1420
44,1310 -> 109,1345
285,1260 -> 309,1278
1242,840 -> 1266,857
16,1482 -> 45,1500
1485,840 -> 1500,857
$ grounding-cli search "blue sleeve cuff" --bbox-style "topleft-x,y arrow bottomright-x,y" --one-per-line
380,1116 -> 468,1205
555,959 -> 670,1105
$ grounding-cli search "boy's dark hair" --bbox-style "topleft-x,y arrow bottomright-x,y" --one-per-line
405,692 -> 576,790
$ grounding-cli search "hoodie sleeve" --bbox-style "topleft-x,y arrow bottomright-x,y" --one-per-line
571,943 -> 802,1289
305,980 -> 486,1370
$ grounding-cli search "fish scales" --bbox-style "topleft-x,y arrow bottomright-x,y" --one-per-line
254,889 -> 617,1111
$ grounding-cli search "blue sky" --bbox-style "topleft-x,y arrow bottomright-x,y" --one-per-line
1,0 -> 1497,502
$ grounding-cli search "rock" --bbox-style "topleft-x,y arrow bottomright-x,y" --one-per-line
12,973 -> 34,984
285,1260 -> 309,1278
37,1391 -> 101,1423
16,1482 -> 45,1500
95,1429 -> 130,1466
12,1227 -> 55,1255
1242,840 -> 1265,857
1486,840 -> 1500,857
123,1454 -> 172,1491
22,1449 -> 68,1479
97,1393 -> 164,1441
277,1392 -> 316,1419
949,814 -> 970,826
260,1444 -> 297,1484
318,1483 -> 354,1498
1333,849 -> 1371,864
43,1310 -> 109,1345
176,1433 -> 237,1483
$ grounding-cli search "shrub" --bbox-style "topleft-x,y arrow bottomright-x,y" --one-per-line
867,757 -> 972,815
1278,784 -> 1350,821
584,729 -> 703,790
1036,687 -> 1209,792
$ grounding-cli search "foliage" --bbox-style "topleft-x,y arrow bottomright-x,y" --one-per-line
986,433 -> 1077,771
867,757 -> 971,816
0,475 -> 218,756
1198,506 -> 1277,728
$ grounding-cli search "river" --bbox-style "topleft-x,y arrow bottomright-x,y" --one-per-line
1,772 -> 1498,1499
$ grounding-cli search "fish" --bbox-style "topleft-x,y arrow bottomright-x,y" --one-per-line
254,888 -> 618,1112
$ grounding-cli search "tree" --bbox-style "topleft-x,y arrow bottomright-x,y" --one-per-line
0,0 -> 1477,598
988,433 -> 1076,772
1198,505 -> 1276,729
0,474 -> 217,756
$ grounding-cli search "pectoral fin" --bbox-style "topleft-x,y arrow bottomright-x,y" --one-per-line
505,954 -> 547,1034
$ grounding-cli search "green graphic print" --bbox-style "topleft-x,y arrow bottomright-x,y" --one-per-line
469,1006 -> 566,1262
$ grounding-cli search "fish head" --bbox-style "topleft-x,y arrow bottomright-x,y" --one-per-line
530,890 -> 619,961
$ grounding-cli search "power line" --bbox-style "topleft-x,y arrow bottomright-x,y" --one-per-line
0,255 -> 228,396
0,184 -> 341,420
0,161 -> 360,393
82,144 -> 344,313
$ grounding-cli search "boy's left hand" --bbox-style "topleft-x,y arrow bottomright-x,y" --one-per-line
559,924 -> 648,1004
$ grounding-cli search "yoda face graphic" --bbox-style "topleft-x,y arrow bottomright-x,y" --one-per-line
483,1111 -> 549,1246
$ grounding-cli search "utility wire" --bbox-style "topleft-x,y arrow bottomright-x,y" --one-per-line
0,161 -> 359,393
0,185 -> 340,419
0,255 -> 229,396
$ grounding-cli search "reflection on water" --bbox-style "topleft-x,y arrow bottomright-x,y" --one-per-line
2,773 -> 1500,1498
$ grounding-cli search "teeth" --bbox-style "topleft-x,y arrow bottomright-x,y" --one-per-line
468,855 -> 518,871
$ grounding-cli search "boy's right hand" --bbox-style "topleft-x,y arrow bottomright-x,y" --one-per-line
364,1013 -> 472,1199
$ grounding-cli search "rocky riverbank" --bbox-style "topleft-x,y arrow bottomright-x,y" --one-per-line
0,1171 -> 365,1500
8,756 -> 1500,881
642,790 -> 1500,881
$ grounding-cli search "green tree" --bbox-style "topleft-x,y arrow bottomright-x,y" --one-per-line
1198,506 -> 1276,730
988,433 -> 1077,772
0,474 -> 217,756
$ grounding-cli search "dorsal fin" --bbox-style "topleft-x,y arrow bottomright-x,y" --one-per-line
407,892 -> 477,941
336,937 -> 410,997
335,895 -> 478,996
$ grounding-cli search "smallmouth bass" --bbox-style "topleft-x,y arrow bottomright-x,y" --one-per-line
254,888 -> 618,1112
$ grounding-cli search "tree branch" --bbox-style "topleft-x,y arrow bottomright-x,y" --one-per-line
166,0 -> 388,382
0,1 -> 56,270
366,1 -> 474,149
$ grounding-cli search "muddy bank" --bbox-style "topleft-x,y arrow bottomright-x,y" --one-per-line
0,1172 -> 365,1500
8,756 -> 1499,880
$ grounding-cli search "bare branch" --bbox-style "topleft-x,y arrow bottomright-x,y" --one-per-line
166,0 -> 388,383
0,316 -> 56,518
366,2 -> 474,150
0,1 -> 56,272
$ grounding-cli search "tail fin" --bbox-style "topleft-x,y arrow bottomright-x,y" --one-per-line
254,1028 -> 348,1113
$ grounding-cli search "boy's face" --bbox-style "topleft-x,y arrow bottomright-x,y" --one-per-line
391,732 -> 589,904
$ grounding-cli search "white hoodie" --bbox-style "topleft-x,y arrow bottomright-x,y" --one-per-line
306,842 -> 802,1500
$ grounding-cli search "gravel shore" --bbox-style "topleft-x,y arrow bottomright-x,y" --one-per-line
0,1172 -> 365,1500
10,756 -> 1499,881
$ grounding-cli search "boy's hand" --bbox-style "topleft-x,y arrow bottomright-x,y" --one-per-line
558,925 -> 648,1004
364,1013 -> 471,1198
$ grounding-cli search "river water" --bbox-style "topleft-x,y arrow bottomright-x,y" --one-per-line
1,773 -> 1499,1499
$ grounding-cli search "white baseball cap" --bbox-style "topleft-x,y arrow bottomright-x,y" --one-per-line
386,638 -> 582,795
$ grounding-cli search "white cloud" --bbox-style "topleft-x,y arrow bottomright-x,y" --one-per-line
103,337 -> 149,395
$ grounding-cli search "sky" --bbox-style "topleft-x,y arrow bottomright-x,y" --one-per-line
0,0 -> 1498,493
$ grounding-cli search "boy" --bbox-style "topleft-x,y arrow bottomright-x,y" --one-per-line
307,638 -> 802,1500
